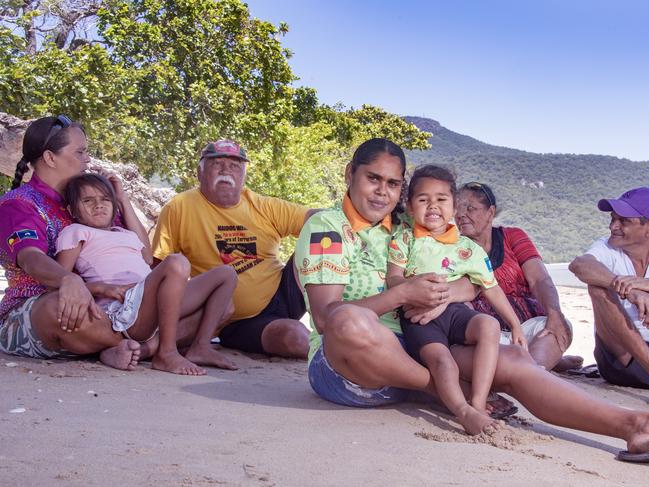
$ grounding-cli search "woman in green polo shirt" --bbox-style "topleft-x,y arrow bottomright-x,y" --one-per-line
295,137 -> 649,458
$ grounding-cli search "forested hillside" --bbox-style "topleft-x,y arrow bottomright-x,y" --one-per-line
405,116 -> 649,262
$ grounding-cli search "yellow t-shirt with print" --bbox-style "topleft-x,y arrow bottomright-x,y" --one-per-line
152,188 -> 308,321
295,195 -> 400,361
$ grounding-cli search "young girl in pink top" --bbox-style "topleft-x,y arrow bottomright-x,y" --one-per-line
56,173 -> 238,375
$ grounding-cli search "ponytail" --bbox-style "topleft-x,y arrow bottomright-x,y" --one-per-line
11,157 -> 31,190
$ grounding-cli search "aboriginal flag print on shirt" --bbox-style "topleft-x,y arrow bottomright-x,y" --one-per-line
310,231 -> 343,255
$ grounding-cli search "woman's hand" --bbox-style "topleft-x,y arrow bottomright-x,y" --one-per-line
58,274 -> 102,332
402,273 -> 450,308
536,312 -> 571,352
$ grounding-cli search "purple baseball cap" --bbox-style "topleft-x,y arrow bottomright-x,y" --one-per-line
597,187 -> 649,219
200,139 -> 249,162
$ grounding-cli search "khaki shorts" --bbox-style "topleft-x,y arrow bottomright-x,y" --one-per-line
499,316 -> 573,345
0,296 -> 75,359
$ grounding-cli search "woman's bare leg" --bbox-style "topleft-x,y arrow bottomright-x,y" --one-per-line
452,344 -> 649,453
323,304 -> 435,392
31,292 -> 140,371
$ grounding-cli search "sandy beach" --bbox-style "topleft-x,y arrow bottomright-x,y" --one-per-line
1,285 -> 648,487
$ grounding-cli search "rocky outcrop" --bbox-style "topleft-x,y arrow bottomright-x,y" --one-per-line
0,112 -> 176,232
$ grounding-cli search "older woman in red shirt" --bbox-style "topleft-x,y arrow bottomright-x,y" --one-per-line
456,182 -> 582,371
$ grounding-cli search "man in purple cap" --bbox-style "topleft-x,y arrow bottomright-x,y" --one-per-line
152,140 -> 313,363
570,187 -> 649,388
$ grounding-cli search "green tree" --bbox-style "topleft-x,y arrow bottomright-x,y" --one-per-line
1,0 -> 429,204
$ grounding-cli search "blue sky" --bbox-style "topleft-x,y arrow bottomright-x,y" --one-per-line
246,0 -> 649,161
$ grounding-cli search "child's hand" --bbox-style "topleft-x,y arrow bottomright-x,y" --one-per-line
95,169 -> 126,202
102,283 -> 136,302
511,328 -> 528,350
406,302 -> 448,325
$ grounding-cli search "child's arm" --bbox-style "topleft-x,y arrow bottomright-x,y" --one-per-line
105,172 -> 153,265
481,285 -> 528,350
56,244 -> 133,302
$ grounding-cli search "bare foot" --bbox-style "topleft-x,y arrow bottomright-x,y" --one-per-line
626,414 -> 649,454
184,343 -> 238,370
457,404 -> 500,435
99,339 -> 140,371
139,333 -> 159,360
152,350 -> 206,376
553,355 -> 584,372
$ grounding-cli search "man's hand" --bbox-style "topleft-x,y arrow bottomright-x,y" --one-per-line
613,276 -> 649,298
626,289 -> 649,326
58,275 -> 102,332
537,313 -> 571,352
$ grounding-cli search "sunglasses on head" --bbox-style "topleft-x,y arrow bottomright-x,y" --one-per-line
464,181 -> 496,207
43,114 -> 73,148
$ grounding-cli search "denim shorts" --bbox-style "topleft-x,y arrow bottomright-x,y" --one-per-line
308,334 -> 412,407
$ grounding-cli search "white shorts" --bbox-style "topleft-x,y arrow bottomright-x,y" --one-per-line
101,281 -> 146,334
499,316 -> 573,345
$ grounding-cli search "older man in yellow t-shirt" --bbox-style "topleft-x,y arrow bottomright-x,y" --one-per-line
152,140 -> 312,358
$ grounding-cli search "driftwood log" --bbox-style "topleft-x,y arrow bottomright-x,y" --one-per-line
0,112 -> 176,233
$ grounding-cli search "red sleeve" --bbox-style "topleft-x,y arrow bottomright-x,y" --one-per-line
503,227 -> 541,266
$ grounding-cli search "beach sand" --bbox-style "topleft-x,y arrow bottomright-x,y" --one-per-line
1,286 -> 648,486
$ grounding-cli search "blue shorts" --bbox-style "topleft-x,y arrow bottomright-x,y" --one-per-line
308,334 -> 412,407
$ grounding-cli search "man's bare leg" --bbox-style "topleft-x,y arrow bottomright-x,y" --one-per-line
589,285 -> 637,365
261,318 -> 309,358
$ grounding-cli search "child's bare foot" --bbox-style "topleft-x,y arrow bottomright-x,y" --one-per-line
100,339 -> 140,371
457,404 -> 500,436
152,350 -> 206,376
184,343 -> 238,370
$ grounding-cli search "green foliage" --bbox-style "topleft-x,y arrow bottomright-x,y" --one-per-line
0,0 -> 429,211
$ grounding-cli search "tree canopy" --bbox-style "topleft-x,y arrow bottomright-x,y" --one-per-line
1,0 -> 430,201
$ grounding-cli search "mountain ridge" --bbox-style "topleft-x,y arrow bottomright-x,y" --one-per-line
403,116 -> 649,262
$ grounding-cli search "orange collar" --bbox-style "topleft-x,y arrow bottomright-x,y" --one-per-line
342,194 -> 392,233
413,223 -> 460,243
